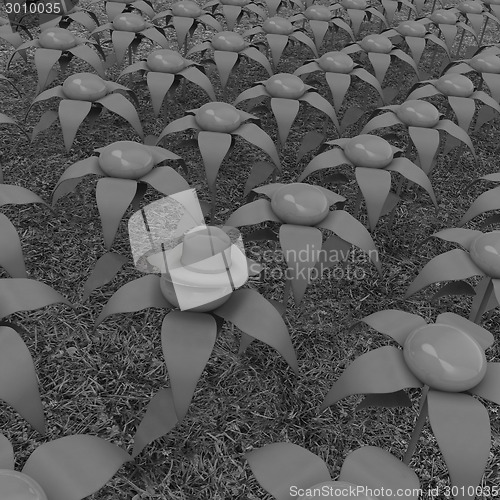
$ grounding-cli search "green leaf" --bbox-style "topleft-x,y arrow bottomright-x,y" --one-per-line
98,93 -> 143,138
233,122 -> 281,169
0,213 -> 26,278
246,443 -> 331,500
180,66 -> 217,101
227,199 -> 281,227
161,311 -> 216,420
198,131 -> 232,194
58,99 -> 92,152
132,388 -> 178,458
0,184 -> 47,208
266,33 -> 289,67
94,275 -> 171,328
299,147 -> 351,181
214,289 -> 298,374
460,187 -> 500,226
22,435 -> 130,500
214,50 -> 239,89
147,72 -> 175,117
405,249 -> 484,298
96,177 -> 137,250
437,311 -> 494,350
321,346 -> 422,411
82,252 -> 128,301
358,309 -> 426,346
140,166 -> 190,197
0,326 -> 45,433
408,126 -> 440,174
430,228 -> 482,251
339,446 -> 420,496
427,390 -> 490,500
271,97 -> 300,147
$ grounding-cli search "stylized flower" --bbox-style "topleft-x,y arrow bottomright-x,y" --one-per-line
11,27 -> 105,91
0,434 -> 129,500
202,0 -> 267,31
155,101 -> 280,217
330,0 -> 390,38
407,73 -> 500,140
28,72 -> 143,151
187,30 -> 272,89
153,0 -> 222,50
294,51 -> 384,129
247,443 -> 420,500
288,4 -> 356,50
322,309 -> 499,495
52,140 -> 188,249
406,228 -> 500,322
299,134 -> 437,229
343,33 -> 420,85
90,12 -> 168,64
423,7 -> 478,53
227,182 -> 380,306
382,19 -> 450,67
234,73 -> 339,147
445,47 -> 500,103
119,49 -> 216,116
90,0 -> 156,22
242,15 -> 318,69
362,99 -> 476,173
95,192 -> 298,445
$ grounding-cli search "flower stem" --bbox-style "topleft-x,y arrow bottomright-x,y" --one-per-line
403,385 -> 429,465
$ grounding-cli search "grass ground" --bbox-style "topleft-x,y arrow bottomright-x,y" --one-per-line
1,0 -> 500,498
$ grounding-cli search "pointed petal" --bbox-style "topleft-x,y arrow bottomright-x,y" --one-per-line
161,311 -> 216,420
0,278 -> 71,320
82,252 -> 128,301
362,111 -> 403,133
0,185 -> 46,208
408,126 -> 440,174
244,161 -> 277,195
233,122 -> 280,169
391,48 -> 420,77
94,275 -> 170,328
438,24 -> 457,52
242,46 -> 273,76
96,177 -> 137,250
386,157 -> 437,207
111,30 -> 135,65
0,213 -> 26,278
470,363 -> 500,405
52,156 -> 103,204
146,72 -> 175,117
436,312 -> 494,350
406,84 -> 440,100
331,17 -> 355,41
279,224 -> 322,305
141,166 -> 189,196
233,84 -> 268,105
324,72 -> 351,113
30,85 -> 65,107
68,44 -> 105,77
198,131 -> 231,193
427,390 -> 490,500
405,36 -> 426,66
246,443 -> 331,500
297,130 -> 325,163
31,110 -> 59,142
34,48 -> 61,91
299,148 -> 351,181
435,119 -> 476,161
290,31 -> 318,57
355,167 -> 391,230
316,210 -> 381,272
173,16 -> 195,48
22,435 -> 130,500
214,289 -> 298,373
266,33 -> 289,67
142,27 -> 168,48
0,434 -> 14,469
179,66 -> 216,101
119,60 -> 148,77
448,95 -> 476,131
221,4 -> 241,30
346,9 -> 365,36
132,388 -> 178,458
0,326 -> 45,433
460,186 -> 500,225
482,72 -> 500,102
358,309 -> 426,346
98,93 -> 143,138
340,446 -> 420,495
214,50 -> 238,89
405,249 -> 484,298
58,99 -> 92,152
226,199 -> 281,227
294,61 -> 321,78
157,115 -> 198,143
367,52 -> 391,84
300,92 -> 339,131
321,346 -> 422,411
270,97 -> 299,146
430,228 -> 482,250
309,19 -> 329,50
